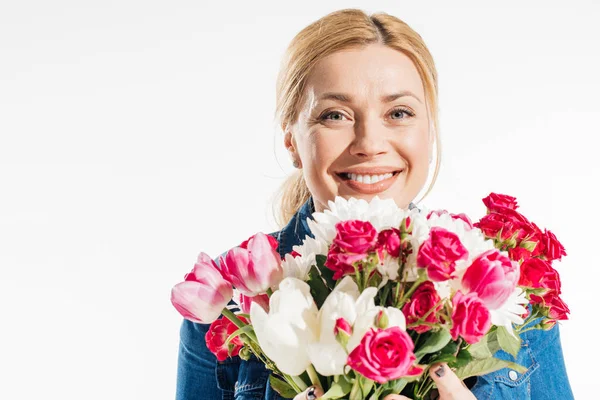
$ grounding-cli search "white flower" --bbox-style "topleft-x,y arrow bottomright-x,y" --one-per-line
306,277 -> 406,376
489,287 -> 528,337
307,196 -> 407,244
250,277 -> 319,376
281,236 -> 329,281
377,254 -> 401,282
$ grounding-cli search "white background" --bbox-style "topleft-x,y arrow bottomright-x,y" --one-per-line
1,1 -> 598,399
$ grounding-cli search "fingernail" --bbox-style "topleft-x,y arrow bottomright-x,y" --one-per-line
434,365 -> 445,378
307,386 -> 317,400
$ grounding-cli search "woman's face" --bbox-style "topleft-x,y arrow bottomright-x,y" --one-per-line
285,43 -> 434,212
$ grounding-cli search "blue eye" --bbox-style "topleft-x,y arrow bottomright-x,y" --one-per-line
389,107 -> 415,119
320,111 -> 346,121
319,107 -> 415,121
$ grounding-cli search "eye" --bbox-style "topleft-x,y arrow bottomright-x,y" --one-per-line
389,107 -> 415,120
320,110 -> 347,121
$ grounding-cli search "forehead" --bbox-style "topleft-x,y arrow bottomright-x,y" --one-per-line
304,44 -> 425,102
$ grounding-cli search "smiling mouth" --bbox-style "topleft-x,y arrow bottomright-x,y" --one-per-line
336,170 -> 403,184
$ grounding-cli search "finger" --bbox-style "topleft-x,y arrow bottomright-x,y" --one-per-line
382,395 -> 411,400
429,363 -> 476,400
292,385 -> 324,400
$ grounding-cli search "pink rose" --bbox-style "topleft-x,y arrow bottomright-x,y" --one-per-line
325,243 -> 366,280
377,228 -> 401,258
347,327 -> 423,384
205,315 -> 248,361
171,252 -> 233,324
333,220 -> 378,254
417,227 -> 469,281
402,281 -> 442,333
541,229 -> 567,261
461,249 -> 519,309
482,193 -> 519,212
220,232 -> 284,297
519,258 -> 561,293
450,291 -> 492,344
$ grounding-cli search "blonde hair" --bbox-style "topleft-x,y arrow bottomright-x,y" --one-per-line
274,8 -> 442,227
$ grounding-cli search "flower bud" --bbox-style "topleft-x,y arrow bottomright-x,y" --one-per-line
334,317 -> 353,349
374,310 -> 389,329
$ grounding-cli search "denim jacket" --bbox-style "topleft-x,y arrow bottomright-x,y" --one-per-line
176,197 -> 574,400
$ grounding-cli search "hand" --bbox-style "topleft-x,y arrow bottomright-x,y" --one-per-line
292,363 -> 476,400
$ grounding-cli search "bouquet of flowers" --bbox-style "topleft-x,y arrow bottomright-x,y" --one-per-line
171,193 -> 569,399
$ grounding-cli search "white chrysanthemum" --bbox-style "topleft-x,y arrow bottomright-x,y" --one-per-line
489,287 -> 528,337
377,254 -> 401,282
281,253 -> 312,281
307,196 -> 407,244
280,236 -> 329,281
293,236 -> 328,258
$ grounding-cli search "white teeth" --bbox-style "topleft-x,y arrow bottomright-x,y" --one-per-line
346,172 -> 394,184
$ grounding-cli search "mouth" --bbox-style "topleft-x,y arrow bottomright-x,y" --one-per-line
334,169 -> 405,194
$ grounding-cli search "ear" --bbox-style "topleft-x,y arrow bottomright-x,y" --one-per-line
284,130 -> 297,155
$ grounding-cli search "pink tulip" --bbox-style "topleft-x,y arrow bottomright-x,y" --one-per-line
220,232 -> 283,297
461,249 -> 519,309
171,252 -> 233,324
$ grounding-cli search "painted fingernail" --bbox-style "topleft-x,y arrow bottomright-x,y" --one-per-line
307,386 -> 317,400
434,365 -> 445,378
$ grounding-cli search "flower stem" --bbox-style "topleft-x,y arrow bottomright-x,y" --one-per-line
291,375 -> 308,392
397,276 -> 426,307
221,308 -> 258,342
306,364 -> 321,388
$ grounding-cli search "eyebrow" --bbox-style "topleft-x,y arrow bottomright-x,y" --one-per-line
318,91 -> 423,104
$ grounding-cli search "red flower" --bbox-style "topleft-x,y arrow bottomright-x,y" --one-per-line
205,316 -> 248,361
519,258 -> 561,293
541,229 -> 567,261
482,193 -> 519,212
402,281 -> 441,333
325,243 -> 366,280
417,227 -> 468,281
333,220 -> 378,254
347,327 -> 423,384
450,291 -> 491,344
378,228 -> 401,258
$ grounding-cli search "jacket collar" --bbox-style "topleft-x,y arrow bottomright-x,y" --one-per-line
275,196 -> 419,259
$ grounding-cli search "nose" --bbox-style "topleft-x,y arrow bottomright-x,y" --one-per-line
348,116 -> 389,159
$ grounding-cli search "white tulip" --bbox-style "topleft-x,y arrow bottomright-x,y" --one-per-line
250,277 -> 319,376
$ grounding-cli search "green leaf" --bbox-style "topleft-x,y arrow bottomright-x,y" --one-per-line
414,329 -> 452,361
468,336 -> 493,360
455,358 -> 516,380
486,330 -> 501,355
496,326 -> 521,358
224,325 -> 254,347
268,375 -> 298,399
316,254 -> 336,289
449,348 -> 473,369
380,379 -> 408,398
308,265 -> 331,308
320,379 -> 352,399
360,376 -> 375,397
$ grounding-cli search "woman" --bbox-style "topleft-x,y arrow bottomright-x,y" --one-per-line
176,8 -> 573,400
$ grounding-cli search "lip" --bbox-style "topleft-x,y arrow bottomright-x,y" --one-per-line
337,166 -> 401,175
335,168 -> 404,195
